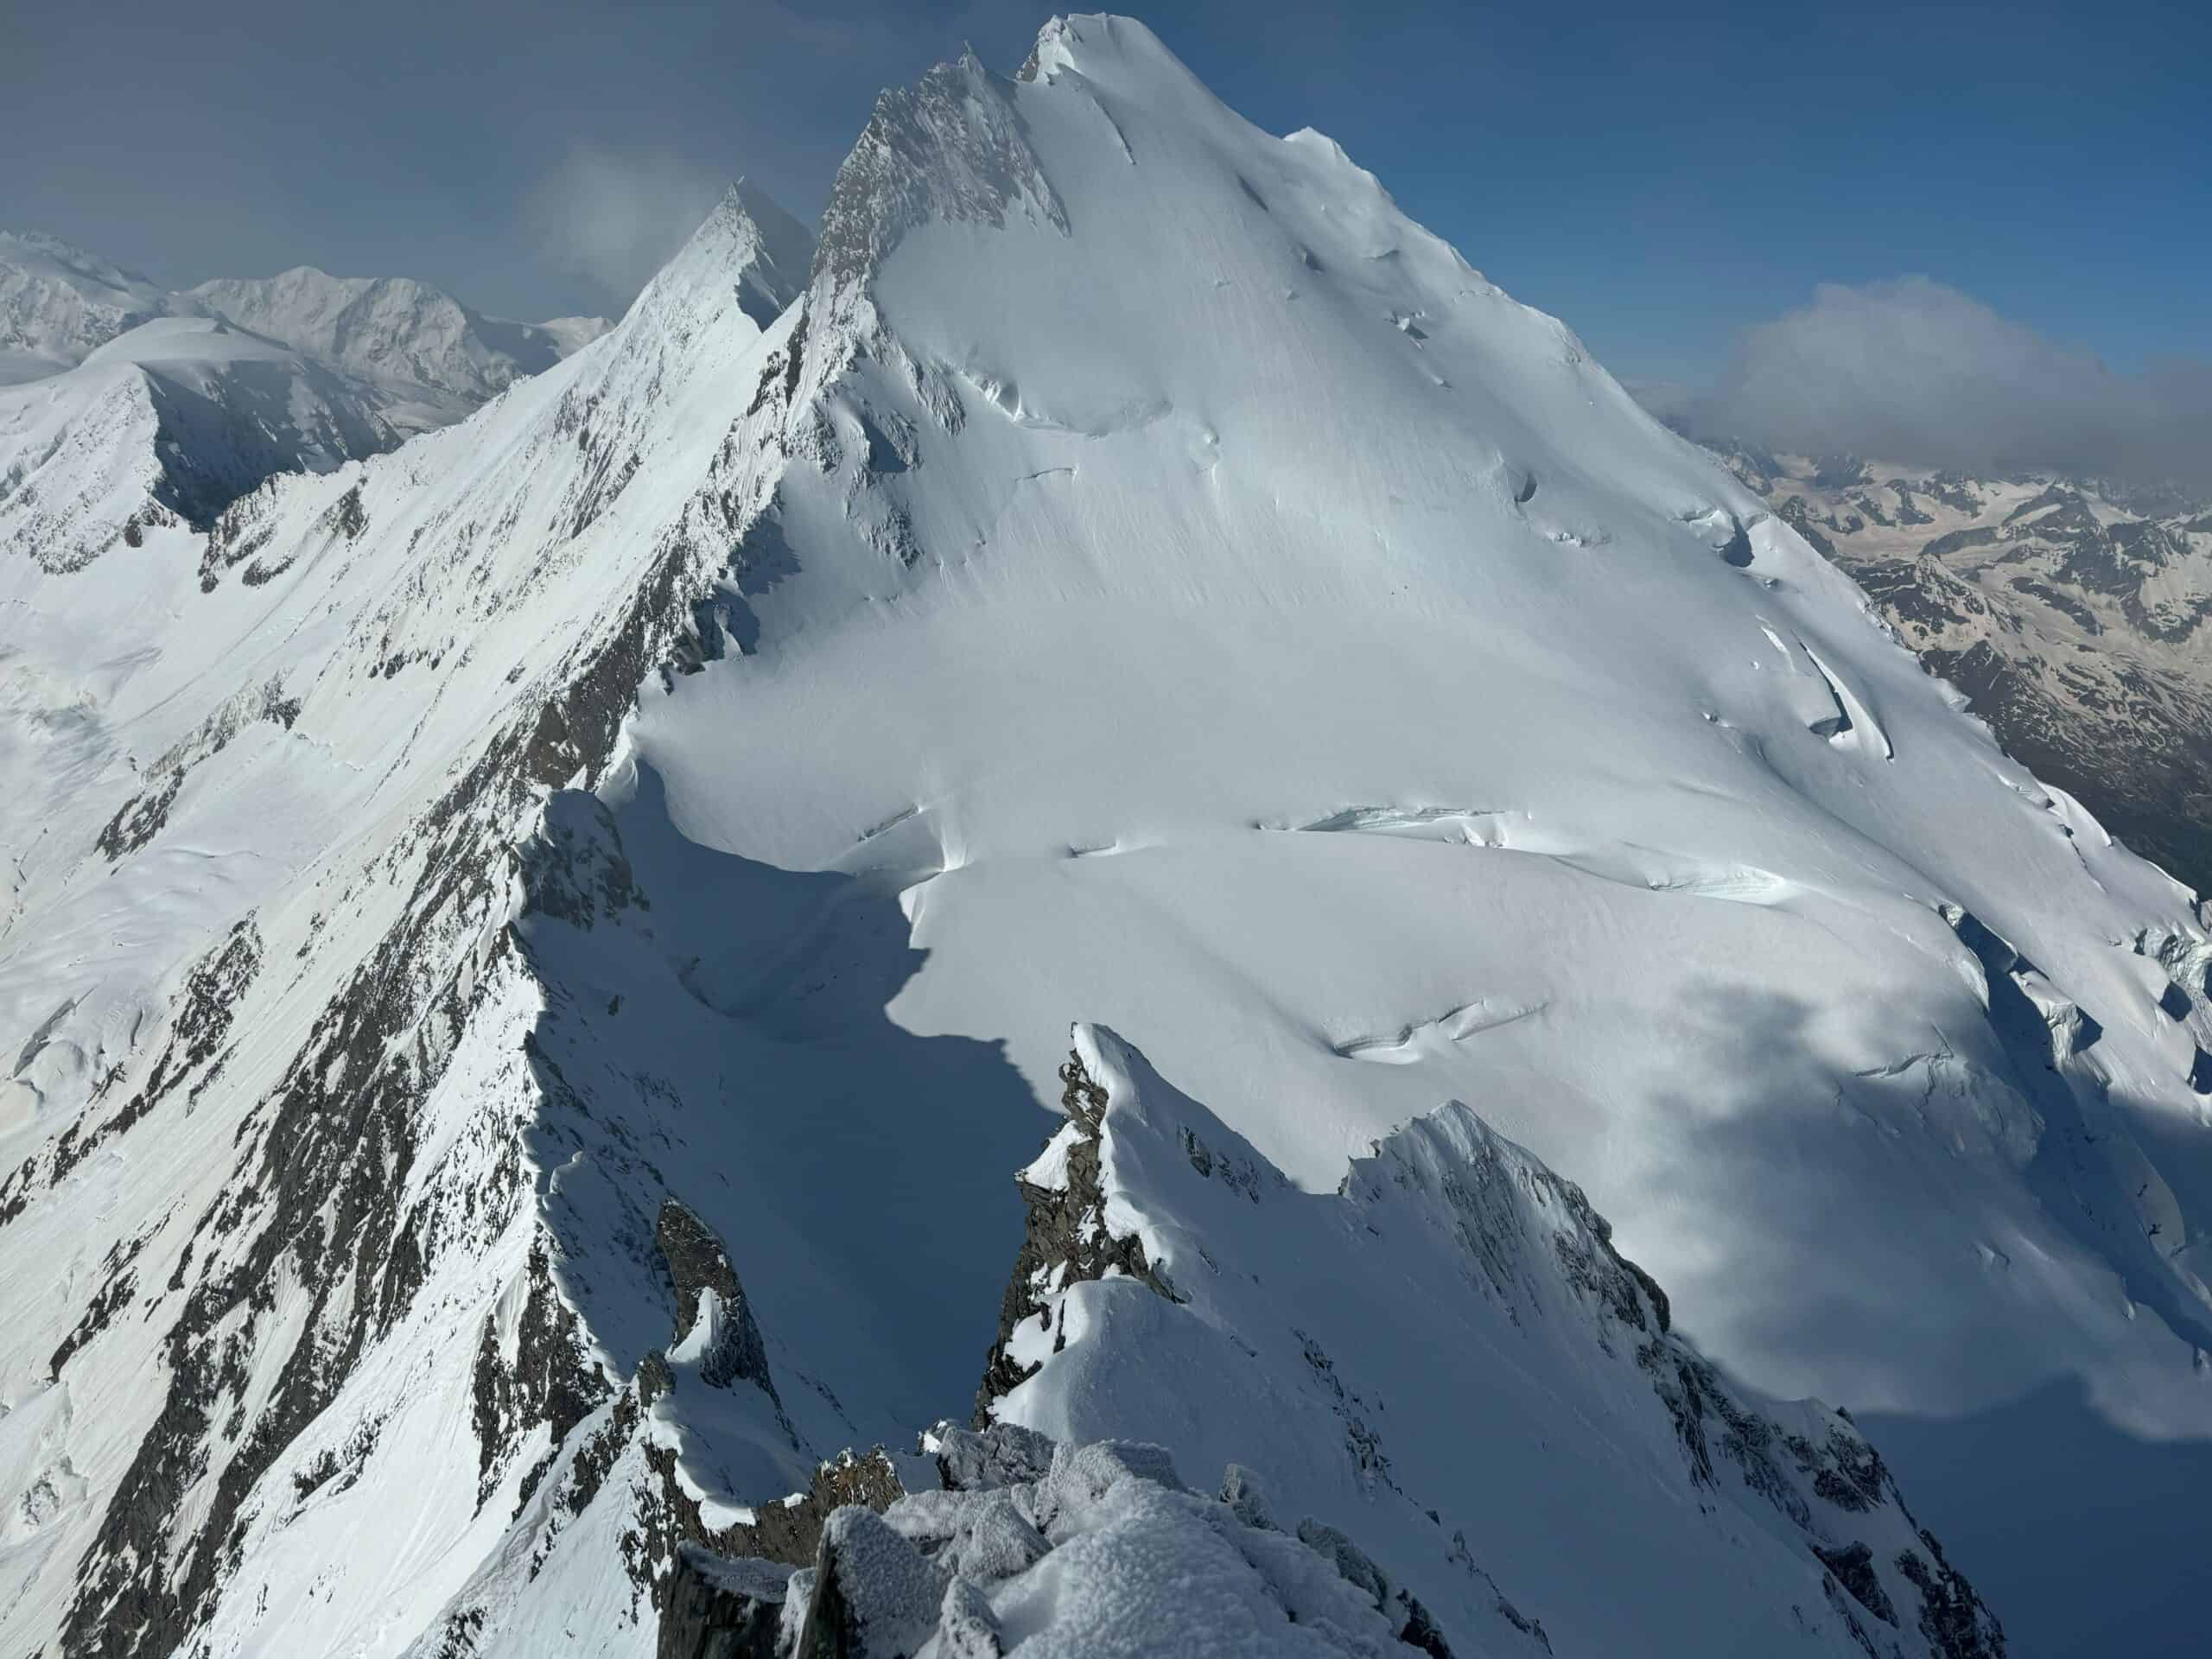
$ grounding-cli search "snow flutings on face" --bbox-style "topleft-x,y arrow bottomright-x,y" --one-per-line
1687,276 -> 2212,490
527,145 -> 731,309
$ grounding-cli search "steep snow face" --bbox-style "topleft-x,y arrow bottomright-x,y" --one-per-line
189,268 -> 609,433
632,12 -> 2212,1429
0,14 -> 2208,1659
0,230 -> 188,385
623,16 -> 2206,1643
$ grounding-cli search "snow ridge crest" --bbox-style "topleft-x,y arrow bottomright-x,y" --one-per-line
976,1023 -> 2005,1659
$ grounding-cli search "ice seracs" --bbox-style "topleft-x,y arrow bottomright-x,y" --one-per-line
1673,434 -> 2212,898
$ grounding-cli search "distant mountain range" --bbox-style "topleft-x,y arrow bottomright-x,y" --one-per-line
0,230 -> 607,569
1670,432 -> 2212,895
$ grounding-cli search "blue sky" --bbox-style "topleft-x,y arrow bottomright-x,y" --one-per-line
2,0 -> 2203,391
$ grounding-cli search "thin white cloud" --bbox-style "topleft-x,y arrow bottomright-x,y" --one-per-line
526,146 -> 728,309
1681,277 -> 2212,492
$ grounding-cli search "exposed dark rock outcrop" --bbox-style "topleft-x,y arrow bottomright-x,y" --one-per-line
473,1238 -> 613,1511
973,1048 -> 1178,1421
655,1198 -> 780,1402
1295,1515 -> 1462,1658
658,1546 -> 792,1659
2,918 -> 261,1227
1816,1541 -> 1901,1627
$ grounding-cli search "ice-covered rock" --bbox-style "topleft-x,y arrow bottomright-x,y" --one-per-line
665,1422 -> 1484,1659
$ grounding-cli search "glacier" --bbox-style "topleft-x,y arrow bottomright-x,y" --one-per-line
1,14 -> 2206,1657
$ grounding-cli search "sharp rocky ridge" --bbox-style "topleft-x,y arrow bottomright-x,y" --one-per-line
0,13 -> 2205,1656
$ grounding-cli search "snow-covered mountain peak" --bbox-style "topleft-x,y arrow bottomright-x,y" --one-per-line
188,264 -> 601,433
1020,12 -> 1200,90
3,16 -> 2209,1657
0,236 -> 620,577
721,177 -> 817,283
0,228 -> 167,302
643,178 -> 814,335
0,310 -> 394,569
0,228 -> 191,385
76,310 -> 281,370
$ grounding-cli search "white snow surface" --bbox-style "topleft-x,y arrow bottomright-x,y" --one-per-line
673,1426 -> 1526,1659
188,267 -> 609,433
0,228 -> 612,569
0,315 -> 398,570
0,14 -> 2208,1658
988,1022 -> 1991,1657
0,230 -> 187,385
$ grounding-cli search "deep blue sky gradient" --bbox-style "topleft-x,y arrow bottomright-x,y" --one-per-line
2,0 -> 2202,385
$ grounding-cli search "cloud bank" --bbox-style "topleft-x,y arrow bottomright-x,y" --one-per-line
526,146 -> 731,310
1676,277 -> 2212,493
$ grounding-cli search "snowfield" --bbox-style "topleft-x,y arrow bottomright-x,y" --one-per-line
0,14 -> 2206,1658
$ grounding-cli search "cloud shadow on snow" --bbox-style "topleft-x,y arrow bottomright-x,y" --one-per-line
504,767 -> 2212,1635
1611,977 -> 2212,1659
1861,1376 -> 2212,1659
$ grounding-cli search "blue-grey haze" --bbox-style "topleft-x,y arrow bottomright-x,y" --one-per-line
3,1 -> 2202,386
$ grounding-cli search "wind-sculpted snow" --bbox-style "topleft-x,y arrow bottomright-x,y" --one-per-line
0,12 -> 2207,1657
658,1422 -> 1513,1659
